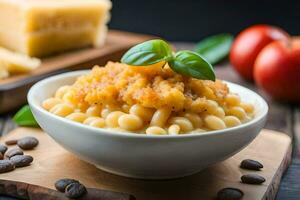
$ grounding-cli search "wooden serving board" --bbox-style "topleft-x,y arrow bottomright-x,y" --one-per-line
0,30 -> 152,113
0,128 -> 291,200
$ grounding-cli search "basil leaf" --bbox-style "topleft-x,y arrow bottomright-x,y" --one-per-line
13,105 -> 39,127
194,33 -> 233,65
121,39 -> 173,66
169,50 -> 215,81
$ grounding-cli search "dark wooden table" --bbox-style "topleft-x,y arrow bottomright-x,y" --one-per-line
0,43 -> 299,200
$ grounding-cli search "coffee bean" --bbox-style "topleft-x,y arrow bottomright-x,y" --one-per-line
0,152 -> 3,160
5,148 -> 24,158
217,188 -> 244,200
55,179 -> 79,192
17,137 -> 39,150
0,160 -> 15,173
241,174 -> 266,184
65,182 -> 87,199
240,159 -> 263,170
0,144 -> 7,154
10,155 -> 33,167
5,139 -> 18,146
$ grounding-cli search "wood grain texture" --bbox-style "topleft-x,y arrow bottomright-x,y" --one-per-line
0,127 -> 292,200
0,180 -> 134,200
0,42 -> 298,200
0,30 -> 153,113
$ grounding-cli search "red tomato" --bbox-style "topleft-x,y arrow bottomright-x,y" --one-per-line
254,38 -> 300,102
230,25 -> 289,80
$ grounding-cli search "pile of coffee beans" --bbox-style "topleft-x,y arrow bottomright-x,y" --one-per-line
240,159 -> 266,185
55,178 -> 87,199
217,159 -> 266,200
0,136 -> 38,174
6,148 -> 24,158
6,136 -> 39,150
1,135 -> 269,200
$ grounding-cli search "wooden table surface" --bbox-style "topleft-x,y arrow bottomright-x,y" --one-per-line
0,43 -> 299,200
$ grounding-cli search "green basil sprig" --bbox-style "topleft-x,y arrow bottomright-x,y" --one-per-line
121,39 -> 215,81
13,105 -> 39,127
194,33 -> 233,65
169,50 -> 215,80
121,39 -> 173,66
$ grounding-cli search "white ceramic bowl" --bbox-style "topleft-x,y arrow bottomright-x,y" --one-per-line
28,70 -> 268,179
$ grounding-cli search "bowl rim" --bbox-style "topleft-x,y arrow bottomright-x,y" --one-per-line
28,70 -> 268,139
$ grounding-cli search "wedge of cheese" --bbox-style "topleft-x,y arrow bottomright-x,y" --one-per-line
0,0 -> 111,57
0,47 -> 41,75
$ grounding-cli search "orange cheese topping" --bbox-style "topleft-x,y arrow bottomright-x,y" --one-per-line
67,61 -> 229,112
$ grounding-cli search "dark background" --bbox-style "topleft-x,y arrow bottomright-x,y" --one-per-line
109,0 -> 300,41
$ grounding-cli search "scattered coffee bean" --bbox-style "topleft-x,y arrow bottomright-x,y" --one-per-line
55,178 -> 79,192
17,137 -> 39,150
0,152 -> 3,160
241,174 -> 266,184
65,182 -> 87,199
5,139 -> 18,146
240,159 -> 263,170
217,188 -> 244,200
5,148 -> 24,158
0,144 -> 7,154
0,160 -> 15,173
10,155 -> 33,167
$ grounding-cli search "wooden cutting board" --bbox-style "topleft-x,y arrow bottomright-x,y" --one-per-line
0,30 -> 152,113
0,128 -> 291,200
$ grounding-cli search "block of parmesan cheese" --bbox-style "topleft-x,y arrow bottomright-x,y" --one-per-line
0,0 -> 111,57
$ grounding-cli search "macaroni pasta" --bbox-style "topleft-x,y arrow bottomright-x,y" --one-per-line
42,62 -> 255,135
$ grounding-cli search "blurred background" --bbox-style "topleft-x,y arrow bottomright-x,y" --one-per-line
109,0 -> 300,41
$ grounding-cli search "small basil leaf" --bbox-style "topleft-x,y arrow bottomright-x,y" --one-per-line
169,50 -> 215,81
194,33 -> 233,65
13,105 -> 39,127
121,39 -> 173,66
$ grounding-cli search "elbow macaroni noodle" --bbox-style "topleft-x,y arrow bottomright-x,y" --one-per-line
42,62 -> 255,135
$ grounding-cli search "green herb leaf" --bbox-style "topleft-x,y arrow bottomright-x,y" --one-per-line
194,33 -> 233,65
121,39 -> 173,66
169,50 -> 215,81
121,39 -> 216,81
13,105 -> 39,127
